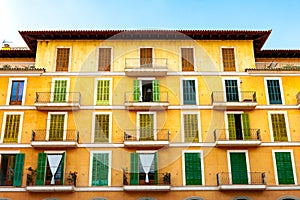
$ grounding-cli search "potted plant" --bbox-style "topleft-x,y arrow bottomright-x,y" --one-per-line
162,172 -> 170,184
122,168 -> 128,185
67,171 -> 78,186
26,167 -> 37,186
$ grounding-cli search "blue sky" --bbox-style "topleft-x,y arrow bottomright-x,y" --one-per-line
1,0 -> 300,49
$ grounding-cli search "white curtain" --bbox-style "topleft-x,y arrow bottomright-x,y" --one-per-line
47,155 -> 62,184
139,154 -> 154,183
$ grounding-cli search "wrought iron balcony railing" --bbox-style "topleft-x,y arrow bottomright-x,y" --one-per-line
214,129 -> 261,141
125,58 -> 168,69
211,91 -> 257,103
217,172 -> 266,186
35,92 -> 81,104
124,129 -> 170,142
123,172 -> 171,186
26,172 -> 77,187
31,129 -> 79,142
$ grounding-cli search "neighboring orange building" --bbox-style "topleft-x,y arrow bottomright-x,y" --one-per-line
0,30 -> 300,200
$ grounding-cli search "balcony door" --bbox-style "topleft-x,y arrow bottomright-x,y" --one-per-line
229,152 -> 248,184
47,113 -> 66,141
52,79 -> 68,103
134,80 -> 160,102
227,113 -> 251,140
225,80 -> 239,102
138,113 -> 155,141
140,48 -> 153,67
0,154 -> 24,186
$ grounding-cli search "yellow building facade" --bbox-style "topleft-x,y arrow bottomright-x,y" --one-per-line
0,30 -> 300,200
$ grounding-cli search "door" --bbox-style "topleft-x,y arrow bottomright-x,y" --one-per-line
225,80 -> 239,102
139,114 -> 154,140
140,48 -> 153,67
53,80 -> 67,102
0,155 -> 16,186
230,152 -> 248,184
49,114 -> 65,141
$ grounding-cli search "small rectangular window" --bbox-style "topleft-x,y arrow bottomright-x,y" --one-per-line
181,48 -> 194,71
56,48 -> 70,71
222,48 -> 236,71
10,81 -> 24,105
98,48 -> 111,71
267,80 -> 282,104
3,114 -> 21,143
271,114 -> 287,141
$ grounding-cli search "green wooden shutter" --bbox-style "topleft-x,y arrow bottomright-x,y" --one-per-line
183,80 -> 196,105
139,114 -> 154,140
275,152 -> 294,184
49,114 -> 65,141
227,114 -> 236,140
92,153 -> 109,186
3,114 -> 20,143
152,80 -> 160,102
184,114 -> 199,142
36,153 -> 46,185
96,80 -> 110,105
53,80 -> 67,102
130,153 -> 139,185
60,152 -> 65,185
225,80 -> 239,102
94,114 -> 109,142
13,153 -> 25,186
271,114 -> 287,141
133,80 -> 141,102
242,113 -> 251,139
185,153 -> 202,185
230,152 -> 248,184
154,152 -> 158,185
267,80 -> 282,104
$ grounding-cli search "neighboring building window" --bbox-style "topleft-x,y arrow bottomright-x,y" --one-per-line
183,114 -> 199,142
91,152 -> 110,186
274,152 -> 295,184
140,48 -> 153,67
182,79 -> 196,105
94,114 -> 110,142
98,48 -> 111,71
181,48 -> 194,71
270,113 -> 288,142
222,48 -> 236,71
0,153 -> 24,186
36,153 -> 65,185
9,81 -> 25,105
266,79 -> 282,104
229,152 -> 248,184
225,79 -> 239,102
184,152 -> 202,185
48,114 -> 65,141
96,79 -> 110,105
133,80 -> 160,102
52,80 -> 68,102
3,114 -> 21,143
139,113 -> 154,140
56,48 -> 70,71
227,113 -> 251,140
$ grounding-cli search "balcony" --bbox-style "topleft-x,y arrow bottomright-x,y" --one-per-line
124,129 -> 170,148
125,58 -> 168,76
211,91 -> 257,110
217,172 -> 266,190
34,92 -> 81,110
124,92 -> 169,110
123,172 -> 171,191
31,129 -> 79,148
214,129 -> 261,147
0,62 -> 45,74
26,172 -> 76,192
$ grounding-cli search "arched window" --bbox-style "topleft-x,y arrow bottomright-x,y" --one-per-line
278,196 -> 300,200
137,197 -> 156,200
184,197 -> 204,200
232,196 -> 252,200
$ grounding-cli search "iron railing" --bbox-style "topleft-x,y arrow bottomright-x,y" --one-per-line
35,92 -> 81,104
124,91 -> 168,103
123,172 -> 171,185
124,129 -> 170,142
125,58 -> 168,69
255,62 -> 300,69
31,129 -> 79,142
214,129 -> 261,141
26,172 -> 77,186
211,91 -> 257,103
217,172 -> 266,185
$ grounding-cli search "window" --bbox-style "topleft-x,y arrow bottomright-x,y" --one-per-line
265,79 -> 283,104
222,48 -> 236,71
273,151 -> 296,185
182,79 -> 197,105
48,114 -> 66,141
227,113 -> 251,140
133,80 -> 160,102
36,152 -> 65,185
90,151 -> 111,186
182,113 -> 199,142
55,48 -> 70,71
224,79 -> 239,102
181,48 -> 194,71
140,48 -> 153,67
229,152 -> 248,184
95,79 -> 111,105
138,113 -> 155,140
2,113 -> 23,143
269,113 -> 289,142
98,48 -> 111,71
9,80 -> 25,105
0,153 -> 24,186
93,113 -> 111,143
130,152 -> 158,185
52,79 -> 68,102
183,152 -> 203,185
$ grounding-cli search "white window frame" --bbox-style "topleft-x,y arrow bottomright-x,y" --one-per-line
89,150 -> 112,186
50,78 -> 70,102
54,46 -> 72,72
227,150 -> 251,184
268,111 -> 291,142
222,77 -> 241,102
220,46 -> 238,72
179,46 -> 196,71
182,150 -> 205,186
224,111 -> 244,139
180,77 -> 199,105
181,111 -> 201,142
91,112 -> 112,143
264,77 -> 285,105
96,46 -> 113,71
1,112 -> 24,143
94,78 -> 113,105
272,150 -> 297,185
138,46 -> 154,67
136,111 -> 157,140
6,78 -> 27,106
46,112 -> 68,141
